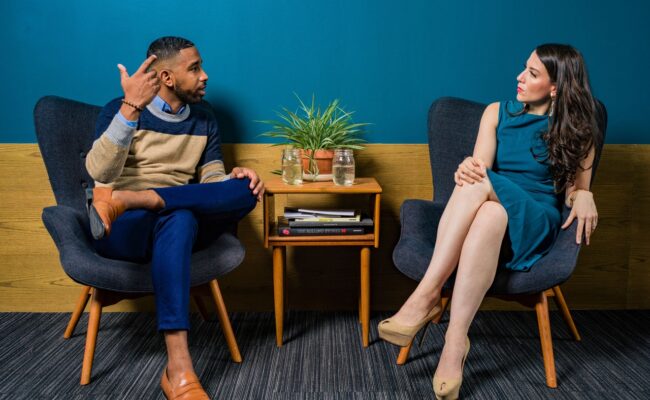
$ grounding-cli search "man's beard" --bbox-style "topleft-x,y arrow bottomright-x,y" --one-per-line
174,85 -> 202,104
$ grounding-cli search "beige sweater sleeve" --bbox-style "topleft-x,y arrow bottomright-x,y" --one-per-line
198,160 -> 231,184
85,115 -> 134,184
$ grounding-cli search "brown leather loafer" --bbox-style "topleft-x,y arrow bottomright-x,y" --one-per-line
87,187 -> 126,240
160,368 -> 209,400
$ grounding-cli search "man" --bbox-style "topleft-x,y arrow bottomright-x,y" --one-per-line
85,36 -> 264,399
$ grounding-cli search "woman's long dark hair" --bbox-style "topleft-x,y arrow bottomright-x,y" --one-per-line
535,44 -> 601,191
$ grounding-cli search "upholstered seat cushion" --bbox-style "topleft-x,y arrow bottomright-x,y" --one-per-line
41,205 -> 244,293
392,199 -> 581,295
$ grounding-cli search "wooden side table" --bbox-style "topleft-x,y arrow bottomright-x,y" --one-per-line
263,177 -> 382,347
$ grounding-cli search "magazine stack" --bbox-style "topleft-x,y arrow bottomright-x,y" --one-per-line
277,207 -> 374,236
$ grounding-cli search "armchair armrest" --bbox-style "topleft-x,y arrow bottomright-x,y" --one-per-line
42,205 -> 95,253
399,199 -> 446,246
527,205 -> 581,281
392,199 -> 446,281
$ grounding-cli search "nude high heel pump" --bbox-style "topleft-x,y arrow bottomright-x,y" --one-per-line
432,337 -> 471,400
378,302 -> 442,347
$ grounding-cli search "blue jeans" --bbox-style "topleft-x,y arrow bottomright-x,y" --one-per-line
94,178 -> 257,331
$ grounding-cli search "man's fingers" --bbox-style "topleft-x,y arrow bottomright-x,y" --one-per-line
249,175 -> 259,189
253,181 -> 264,194
117,64 -> 129,79
137,55 -> 158,74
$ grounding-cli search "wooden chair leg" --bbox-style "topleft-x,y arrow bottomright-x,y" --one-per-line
64,286 -> 92,339
273,246 -> 285,347
80,288 -> 103,385
209,279 -> 242,363
397,342 -> 413,365
535,291 -> 557,388
395,294 -> 451,365
193,295 -> 211,321
551,286 -> 581,341
360,247 -> 371,348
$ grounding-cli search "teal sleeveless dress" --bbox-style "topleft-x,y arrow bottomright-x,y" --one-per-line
486,101 -> 562,271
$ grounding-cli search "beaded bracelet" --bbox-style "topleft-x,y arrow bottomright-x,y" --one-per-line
121,99 -> 143,112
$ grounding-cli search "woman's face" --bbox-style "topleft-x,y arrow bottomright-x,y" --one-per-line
516,51 -> 556,108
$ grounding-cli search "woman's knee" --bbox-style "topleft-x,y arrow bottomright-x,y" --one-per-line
475,201 -> 508,228
454,177 -> 493,201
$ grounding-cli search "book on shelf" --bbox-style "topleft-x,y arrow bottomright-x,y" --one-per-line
284,207 -> 357,218
277,217 -> 367,236
278,216 -> 373,228
292,214 -> 361,222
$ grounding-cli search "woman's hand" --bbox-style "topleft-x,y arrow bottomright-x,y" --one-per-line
454,156 -> 487,186
561,190 -> 598,245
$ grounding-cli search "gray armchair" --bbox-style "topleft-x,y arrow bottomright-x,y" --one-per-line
391,97 -> 607,388
34,96 -> 245,385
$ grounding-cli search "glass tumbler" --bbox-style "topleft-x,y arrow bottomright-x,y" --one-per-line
281,148 -> 303,185
332,149 -> 355,186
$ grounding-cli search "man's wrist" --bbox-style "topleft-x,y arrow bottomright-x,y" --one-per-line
116,111 -> 138,128
119,103 -> 141,122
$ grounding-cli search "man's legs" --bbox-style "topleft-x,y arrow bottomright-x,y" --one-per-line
111,179 -> 257,220
150,210 -> 200,386
96,209 -> 206,391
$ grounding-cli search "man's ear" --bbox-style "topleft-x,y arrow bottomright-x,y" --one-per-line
159,69 -> 174,88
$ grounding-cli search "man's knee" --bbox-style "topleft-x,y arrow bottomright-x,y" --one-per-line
156,209 -> 198,235
227,178 -> 257,211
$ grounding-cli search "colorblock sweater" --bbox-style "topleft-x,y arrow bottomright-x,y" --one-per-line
86,98 -> 229,190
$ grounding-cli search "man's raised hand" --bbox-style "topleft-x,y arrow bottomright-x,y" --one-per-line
117,55 -> 160,109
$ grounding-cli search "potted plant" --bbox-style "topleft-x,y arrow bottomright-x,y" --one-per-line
258,94 -> 369,180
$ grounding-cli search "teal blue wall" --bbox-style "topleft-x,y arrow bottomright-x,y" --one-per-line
2,0 -> 649,143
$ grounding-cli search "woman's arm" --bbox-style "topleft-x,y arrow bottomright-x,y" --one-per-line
561,146 -> 598,245
455,102 -> 499,185
473,102 -> 499,168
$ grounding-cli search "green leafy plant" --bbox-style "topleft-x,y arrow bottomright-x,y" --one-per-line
258,94 -> 369,177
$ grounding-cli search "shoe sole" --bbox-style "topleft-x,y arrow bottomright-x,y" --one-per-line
88,205 -> 106,240
378,329 -> 414,347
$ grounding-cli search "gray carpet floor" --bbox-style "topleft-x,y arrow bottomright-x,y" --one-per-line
0,310 -> 648,399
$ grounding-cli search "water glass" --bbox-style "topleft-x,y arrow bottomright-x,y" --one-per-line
332,149 -> 355,186
282,148 -> 303,185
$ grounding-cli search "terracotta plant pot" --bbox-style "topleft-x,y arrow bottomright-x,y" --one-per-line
301,149 -> 334,175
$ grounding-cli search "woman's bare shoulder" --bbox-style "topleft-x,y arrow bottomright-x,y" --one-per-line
481,102 -> 500,127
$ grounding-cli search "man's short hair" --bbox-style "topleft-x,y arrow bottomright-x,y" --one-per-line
146,36 -> 195,62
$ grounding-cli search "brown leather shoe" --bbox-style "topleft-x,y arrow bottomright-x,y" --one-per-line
87,187 -> 126,240
160,368 -> 210,400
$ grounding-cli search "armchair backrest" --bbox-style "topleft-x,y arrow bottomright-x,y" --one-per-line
427,97 -> 485,205
426,97 -> 608,204
34,96 -> 101,211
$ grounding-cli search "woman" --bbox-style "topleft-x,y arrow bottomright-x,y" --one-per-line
378,44 -> 601,399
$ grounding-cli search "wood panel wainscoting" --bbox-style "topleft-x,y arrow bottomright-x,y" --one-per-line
0,143 -> 648,312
